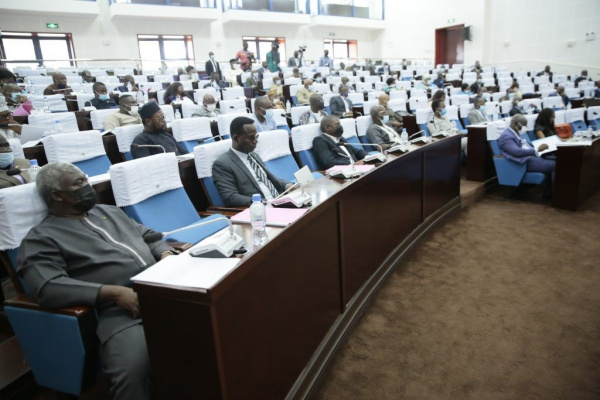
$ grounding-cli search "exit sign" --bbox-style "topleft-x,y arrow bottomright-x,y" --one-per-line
447,18 -> 455,24
46,23 -> 59,29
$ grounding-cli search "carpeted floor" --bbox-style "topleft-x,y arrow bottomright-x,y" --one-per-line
313,192 -> 600,400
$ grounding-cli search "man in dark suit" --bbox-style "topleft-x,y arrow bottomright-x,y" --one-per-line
0,136 -> 30,189
205,52 -> 222,81
212,116 -> 291,207
330,86 -> 353,118
312,116 -> 366,170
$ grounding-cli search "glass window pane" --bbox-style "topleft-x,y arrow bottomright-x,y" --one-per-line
333,43 -> 348,59
258,42 -> 272,63
38,33 -> 66,38
39,39 -> 72,68
163,35 -> 184,40
163,40 -> 186,60
3,38 -> 37,62
139,40 -> 161,71
4,32 -> 32,37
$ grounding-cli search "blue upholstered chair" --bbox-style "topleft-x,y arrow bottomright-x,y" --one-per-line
110,153 -> 228,244
43,130 -> 112,177
193,139 -> 233,208
587,106 -> 600,129
1,183 -> 98,397
171,116 -> 215,153
565,108 -> 588,133
489,139 -> 546,188
114,124 -> 144,161
290,123 -> 322,171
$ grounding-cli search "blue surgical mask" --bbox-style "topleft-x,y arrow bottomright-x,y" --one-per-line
382,115 -> 390,123
11,92 -> 21,101
308,85 -> 314,91
341,92 -> 348,98
210,55 -> 215,60
479,106 -> 486,113
509,93 -> 515,100
263,109 -> 273,119
98,94 -> 109,101
0,153 -> 14,168
441,108 -> 447,116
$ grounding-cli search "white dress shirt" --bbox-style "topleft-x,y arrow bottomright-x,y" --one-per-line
231,147 -> 275,201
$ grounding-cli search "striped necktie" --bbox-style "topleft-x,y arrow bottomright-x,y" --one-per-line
248,155 -> 279,198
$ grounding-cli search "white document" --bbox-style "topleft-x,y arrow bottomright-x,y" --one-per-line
293,165 -> 314,186
532,135 -> 560,155
20,125 -> 50,145
131,255 -> 241,292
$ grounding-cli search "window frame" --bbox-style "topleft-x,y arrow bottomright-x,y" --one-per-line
323,38 -> 358,60
137,34 -> 195,69
0,31 -> 76,67
241,36 -> 286,63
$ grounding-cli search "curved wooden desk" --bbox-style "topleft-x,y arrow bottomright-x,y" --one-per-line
134,135 -> 461,400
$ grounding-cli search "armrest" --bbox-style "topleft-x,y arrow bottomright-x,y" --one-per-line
4,294 -> 92,318
201,206 -> 247,218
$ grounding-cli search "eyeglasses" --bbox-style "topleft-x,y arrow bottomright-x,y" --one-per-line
247,134 -> 259,141
153,115 -> 165,121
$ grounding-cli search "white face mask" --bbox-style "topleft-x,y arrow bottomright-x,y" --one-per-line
206,103 -> 216,111
128,106 -> 139,116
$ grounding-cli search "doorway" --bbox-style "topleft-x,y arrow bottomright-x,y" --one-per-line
435,25 -> 464,66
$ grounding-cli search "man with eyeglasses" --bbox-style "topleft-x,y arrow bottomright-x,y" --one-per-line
103,95 -> 142,131
212,116 -> 292,207
0,96 -> 22,140
130,102 -> 188,159
0,135 -> 30,189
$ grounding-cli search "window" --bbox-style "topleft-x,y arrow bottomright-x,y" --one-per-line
137,35 -> 195,71
111,0 -> 216,6
241,37 -> 286,64
319,0 -> 383,19
223,0 -> 308,13
0,32 -> 76,68
323,39 -> 358,60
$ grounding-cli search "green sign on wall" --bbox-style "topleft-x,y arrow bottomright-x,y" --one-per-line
46,23 -> 59,29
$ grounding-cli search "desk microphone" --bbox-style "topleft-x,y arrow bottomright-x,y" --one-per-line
197,134 -> 226,144
342,141 -> 386,158
332,146 -> 355,167
131,144 -> 166,153
408,130 -> 425,139
142,216 -> 246,258
6,168 -> 22,176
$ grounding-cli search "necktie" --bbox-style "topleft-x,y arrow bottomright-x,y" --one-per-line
248,155 -> 279,198
212,60 -> 217,72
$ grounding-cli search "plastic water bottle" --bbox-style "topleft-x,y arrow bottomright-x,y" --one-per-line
174,111 -> 181,120
286,100 -> 291,113
586,126 -> 593,139
401,128 -> 408,145
126,81 -> 132,92
43,96 -> 50,113
28,79 -> 35,95
55,120 -> 63,133
250,194 -> 268,247
28,160 -> 40,182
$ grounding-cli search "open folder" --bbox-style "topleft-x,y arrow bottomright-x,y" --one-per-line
230,207 -> 309,227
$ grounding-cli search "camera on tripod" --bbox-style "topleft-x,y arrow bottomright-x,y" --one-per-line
298,46 -> 307,53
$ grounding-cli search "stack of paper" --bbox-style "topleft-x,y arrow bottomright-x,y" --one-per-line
230,207 -> 309,227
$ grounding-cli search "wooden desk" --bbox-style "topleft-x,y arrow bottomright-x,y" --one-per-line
571,98 -> 600,109
466,125 -> 495,182
134,136 -> 462,400
553,138 -> 600,211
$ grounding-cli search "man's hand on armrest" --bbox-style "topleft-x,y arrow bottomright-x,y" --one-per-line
98,285 -> 139,319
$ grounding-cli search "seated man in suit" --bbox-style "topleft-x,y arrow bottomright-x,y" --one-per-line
330,86 -> 353,118
0,135 -> 30,189
498,114 -> 555,195
299,94 -> 328,125
212,116 -> 292,207
131,102 -> 188,159
43,72 -> 73,96
313,115 -> 366,170
366,106 -> 401,150
85,82 -> 118,110
192,94 -> 222,118
103,95 -> 142,130
17,162 -> 177,400
467,96 -> 487,125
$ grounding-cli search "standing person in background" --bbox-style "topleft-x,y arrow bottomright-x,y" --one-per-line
236,42 -> 253,72
288,51 -> 301,67
266,42 -> 281,73
205,51 -> 222,81
319,50 -> 333,68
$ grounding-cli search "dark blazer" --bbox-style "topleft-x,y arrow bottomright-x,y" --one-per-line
205,59 -> 222,80
330,95 -> 353,117
212,149 -> 290,207
312,135 -> 366,170
0,158 -> 30,189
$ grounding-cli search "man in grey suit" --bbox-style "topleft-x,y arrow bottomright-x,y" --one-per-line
205,51 -> 222,80
330,86 -> 354,118
212,116 -> 292,207
17,162 -> 177,400
467,96 -> 487,125
288,50 -> 301,67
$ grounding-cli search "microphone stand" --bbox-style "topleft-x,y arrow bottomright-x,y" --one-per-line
131,144 -> 166,153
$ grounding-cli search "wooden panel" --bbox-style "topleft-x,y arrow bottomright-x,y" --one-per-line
423,136 -> 462,218
466,126 -> 495,182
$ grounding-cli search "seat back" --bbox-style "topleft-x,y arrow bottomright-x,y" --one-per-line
367,91 -> 385,102
387,99 -> 407,114
76,93 -> 95,111
363,100 -> 378,115
221,86 -> 245,100
194,139 -> 232,207
416,109 -> 434,135
347,92 -> 364,106
288,105 -> 308,125
217,112 -> 249,138
220,98 -> 247,114
450,94 -> 470,106
153,74 -> 174,83
90,109 -> 118,130
254,130 -> 299,182
565,108 -> 587,132
43,131 -> 111,176
160,104 -> 175,123
171,117 -> 214,149
114,124 -> 144,160
312,83 -> 331,94
355,82 -> 373,92
193,87 -> 221,102
181,103 -> 201,119
355,115 -> 372,141
542,96 -> 564,110
409,96 -> 428,112
290,124 -> 322,171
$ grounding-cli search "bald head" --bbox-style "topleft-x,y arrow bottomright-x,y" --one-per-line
510,114 -> 527,131
202,93 -> 216,105
370,105 -> 386,121
378,94 -> 389,107
303,79 -> 313,88
309,93 -> 323,111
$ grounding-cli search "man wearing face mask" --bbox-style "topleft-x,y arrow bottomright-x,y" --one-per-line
366,106 -> 401,150
251,97 -> 277,132
81,70 -> 95,84
205,52 -> 222,81
330,85 -> 353,118
131,102 -> 188,159
498,114 -> 555,194
468,96 -> 487,125
299,94 -> 328,125
319,50 -> 333,68
224,59 -> 240,87
267,76 -> 283,98
85,82 -> 118,110
296,79 -> 314,106
103,95 -> 141,130
1,83 -> 33,116
192,94 -> 222,118
0,135 -> 30,189
17,162 -> 177,400
313,115 -> 366,170
43,72 -> 73,96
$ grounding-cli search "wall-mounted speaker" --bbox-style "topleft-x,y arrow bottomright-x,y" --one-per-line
463,26 -> 473,41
